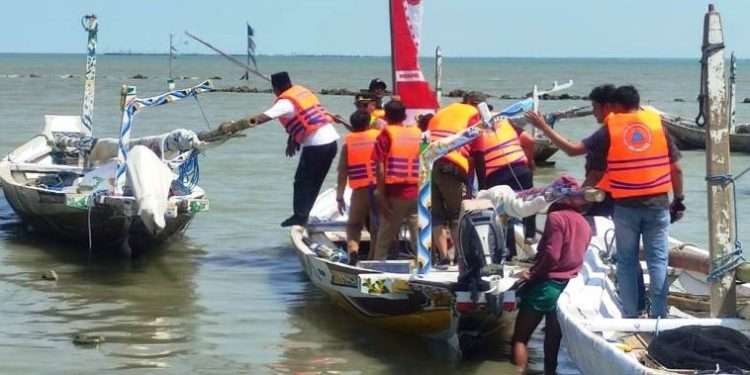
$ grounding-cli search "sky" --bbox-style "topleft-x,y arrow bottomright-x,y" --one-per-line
2,0 -> 750,58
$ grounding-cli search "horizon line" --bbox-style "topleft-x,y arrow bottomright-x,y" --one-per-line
0,52 -> 708,60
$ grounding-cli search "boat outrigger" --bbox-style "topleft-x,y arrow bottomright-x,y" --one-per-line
0,15 -> 211,254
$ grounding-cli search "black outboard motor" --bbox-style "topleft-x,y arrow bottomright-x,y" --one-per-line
455,199 -> 506,292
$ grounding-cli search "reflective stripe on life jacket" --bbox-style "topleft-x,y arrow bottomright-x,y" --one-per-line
383,125 -> 421,185
427,103 -> 478,174
276,85 -> 330,143
605,109 -> 673,199
345,129 -> 380,189
473,119 -> 528,178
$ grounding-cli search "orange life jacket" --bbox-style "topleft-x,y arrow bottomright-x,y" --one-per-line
472,119 -> 528,178
604,109 -> 673,199
383,125 -> 421,185
345,129 -> 380,189
276,85 -> 330,143
427,103 -> 477,174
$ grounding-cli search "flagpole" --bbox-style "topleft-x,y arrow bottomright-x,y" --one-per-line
388,0 -> 397,96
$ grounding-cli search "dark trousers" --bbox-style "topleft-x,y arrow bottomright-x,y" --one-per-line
293,141 -> 338,219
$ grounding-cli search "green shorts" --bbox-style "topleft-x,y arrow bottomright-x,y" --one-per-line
518,279 -> 568,313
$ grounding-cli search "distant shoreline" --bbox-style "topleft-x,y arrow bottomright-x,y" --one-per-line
0,52 -> 708,60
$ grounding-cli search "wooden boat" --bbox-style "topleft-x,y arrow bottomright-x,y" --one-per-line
557,217 -> 750,374
558,6 -> 750,374
659,112 -> 750,152
0,16 -> 210,254
290,187 -> 532,355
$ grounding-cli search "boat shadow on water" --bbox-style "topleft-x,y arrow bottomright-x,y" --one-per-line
0,194 -> 206,372
261,245 -> 519,374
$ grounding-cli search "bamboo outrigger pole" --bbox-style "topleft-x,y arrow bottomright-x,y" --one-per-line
702,4 -> 736,317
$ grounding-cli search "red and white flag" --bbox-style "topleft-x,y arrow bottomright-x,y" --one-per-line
390,0 -> 438,122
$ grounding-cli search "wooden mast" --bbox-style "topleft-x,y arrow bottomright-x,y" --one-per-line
702,4 -> 736,317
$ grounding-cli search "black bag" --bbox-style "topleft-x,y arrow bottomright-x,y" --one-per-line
647,325 -> 750,373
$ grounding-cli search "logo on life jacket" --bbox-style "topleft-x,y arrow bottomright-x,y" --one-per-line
623,123 -> 652,152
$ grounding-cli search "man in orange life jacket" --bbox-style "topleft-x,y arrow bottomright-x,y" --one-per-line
588,86 -> 685,318
336,110 -> 380,265
371,99 -> 421,260
427,92 -> 482,266
467,106 -> 537,243
525,84 -> 618,217
245,72 -> 340,227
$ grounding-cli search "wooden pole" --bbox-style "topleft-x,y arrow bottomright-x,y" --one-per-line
702,4 -> 736,317
435,46 -> 442,105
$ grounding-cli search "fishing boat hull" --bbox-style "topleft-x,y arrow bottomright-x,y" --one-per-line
557,216 -> 750,375
289,188 -> 529,356
533,139 -> 559,165
661,115 -> 750,152
1,181 -> 199,253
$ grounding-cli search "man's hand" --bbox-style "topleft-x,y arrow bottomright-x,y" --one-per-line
514,270 -> 531,281
670,196 -> 686,223
524,111 -> 550,131
285,136 -> 300,157
336,196 -> 346,215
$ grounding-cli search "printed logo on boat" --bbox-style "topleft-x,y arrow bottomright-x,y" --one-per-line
623,122 -> 652,152
395,70 -> 425,82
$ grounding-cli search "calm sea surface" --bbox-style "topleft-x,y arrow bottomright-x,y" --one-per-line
1,54 -> 750,374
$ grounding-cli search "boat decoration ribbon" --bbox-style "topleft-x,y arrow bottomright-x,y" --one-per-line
416,82 -> 574,274
80,15 -> 98,137
389,0 -> 438,123
114,81 -> 213,195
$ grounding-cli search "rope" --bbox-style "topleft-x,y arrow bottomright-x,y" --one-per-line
705,172 -> 746,282
193,95 -> 212,129
175,150 -> 200,192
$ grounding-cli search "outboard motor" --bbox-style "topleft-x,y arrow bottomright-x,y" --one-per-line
455,199 -> 506,292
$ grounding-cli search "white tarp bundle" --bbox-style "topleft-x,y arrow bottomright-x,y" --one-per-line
126,145 -> 175,235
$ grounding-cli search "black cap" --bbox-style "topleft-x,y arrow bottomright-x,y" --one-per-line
271,71 -> 292,90
368,78 -> 387,91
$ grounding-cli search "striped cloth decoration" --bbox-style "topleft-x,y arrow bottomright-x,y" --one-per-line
114,81 -> 213,195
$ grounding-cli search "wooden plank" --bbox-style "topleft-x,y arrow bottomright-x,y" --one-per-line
702,4 -> 737,317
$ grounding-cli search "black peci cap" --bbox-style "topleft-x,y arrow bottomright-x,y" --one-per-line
271,71 -> 292,90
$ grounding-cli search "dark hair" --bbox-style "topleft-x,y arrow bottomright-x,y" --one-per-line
369,78 -> 387,91
384,100 -> 407,123
613,85 -> 640,110
349,109 -> 371,131
270,71 -> 292,92
417,113 -> 434,132
587,84 -> 616,105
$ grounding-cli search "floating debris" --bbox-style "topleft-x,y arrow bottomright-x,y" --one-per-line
73,333 -> 105,346
29,74 -> 41,78
130,74 -> 148,79
41,270 -> 58,281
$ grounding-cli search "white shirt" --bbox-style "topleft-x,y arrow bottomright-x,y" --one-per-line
263,99 -> 339,147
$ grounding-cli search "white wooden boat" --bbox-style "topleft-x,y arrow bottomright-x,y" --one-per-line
557,216 -> 750,374
290,187 -> 534,355
0,16 -> 210,254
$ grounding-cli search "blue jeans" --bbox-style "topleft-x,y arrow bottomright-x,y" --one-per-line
613,205 -> 670,318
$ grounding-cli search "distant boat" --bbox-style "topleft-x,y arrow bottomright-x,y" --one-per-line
655,51 -> 750,153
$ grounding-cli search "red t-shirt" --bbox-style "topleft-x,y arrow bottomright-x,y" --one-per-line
373,130 -> 418,200
528,208 -> 592,281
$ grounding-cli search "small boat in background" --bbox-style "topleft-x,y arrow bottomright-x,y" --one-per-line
0,15 -> 211,254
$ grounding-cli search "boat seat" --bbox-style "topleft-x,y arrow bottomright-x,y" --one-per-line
42,115 -> 86,143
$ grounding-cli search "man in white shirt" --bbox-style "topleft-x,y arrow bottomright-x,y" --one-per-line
246,72 -> 340,227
